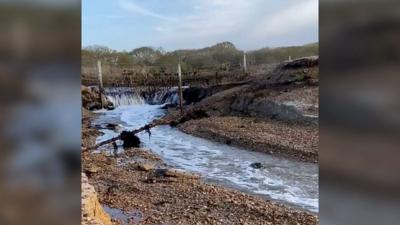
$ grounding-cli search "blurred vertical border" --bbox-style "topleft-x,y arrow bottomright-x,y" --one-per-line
320,0 -> 400,224
1,0 -> 400,224
0,1 -> 81,225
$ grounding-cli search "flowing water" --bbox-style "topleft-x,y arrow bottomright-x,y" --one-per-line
94,88 -> 318,213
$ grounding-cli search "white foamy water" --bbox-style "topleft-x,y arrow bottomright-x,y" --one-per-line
106,93 -> 145,106
94,103 -> 319,213
105,87 -> 179,107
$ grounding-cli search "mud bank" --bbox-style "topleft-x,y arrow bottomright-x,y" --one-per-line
82,112 -> 317,225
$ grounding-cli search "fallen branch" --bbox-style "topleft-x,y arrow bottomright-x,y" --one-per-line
90,108 -> 209,150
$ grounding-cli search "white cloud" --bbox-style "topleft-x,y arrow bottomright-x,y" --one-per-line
118,0 -> 177,22
150,0 -> 318,49
249,0 -> 318,38
153,0 -> 252,42
111,0 -> 318,50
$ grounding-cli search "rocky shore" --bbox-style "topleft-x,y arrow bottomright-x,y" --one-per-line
81,111 -> 317,225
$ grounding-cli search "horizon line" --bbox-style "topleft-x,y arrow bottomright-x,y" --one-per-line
81,41 -> 319,53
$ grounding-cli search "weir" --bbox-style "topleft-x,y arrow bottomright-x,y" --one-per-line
105,87 -> 180,107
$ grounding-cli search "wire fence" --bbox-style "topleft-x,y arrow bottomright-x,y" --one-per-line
81,62 -> 259,87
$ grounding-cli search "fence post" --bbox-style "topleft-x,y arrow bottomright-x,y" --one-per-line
243,53 -> 247,74
97,60 -> 104,108
178,63 -> 184,115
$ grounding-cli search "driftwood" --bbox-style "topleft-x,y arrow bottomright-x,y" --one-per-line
91,108 -> 209,150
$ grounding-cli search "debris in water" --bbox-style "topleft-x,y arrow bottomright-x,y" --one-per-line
106,123 -> 118,130
250,162 -> 264,169
112,141 -> 118,156
144,124 -> 151,140
120,131 -> 141,148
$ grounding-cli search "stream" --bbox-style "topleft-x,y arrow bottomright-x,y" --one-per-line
93,91 -> 318,213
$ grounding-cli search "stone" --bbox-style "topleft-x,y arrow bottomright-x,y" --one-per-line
161,103 -> 176,109
169,120 -> 179,127
136,163 -> 154,171
154,168 -> 200,179
105,101 -> 115,110
105,123 -> 118,130
87,102 -> 102,111
86,165 -> 100,174
250,162 -> 263,169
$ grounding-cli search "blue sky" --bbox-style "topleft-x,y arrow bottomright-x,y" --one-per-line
82,0 -> 318,51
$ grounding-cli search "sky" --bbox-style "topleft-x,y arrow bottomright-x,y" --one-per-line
82,0 -> 318,51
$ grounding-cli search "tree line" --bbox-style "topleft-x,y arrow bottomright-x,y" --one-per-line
82,41 -> 318,73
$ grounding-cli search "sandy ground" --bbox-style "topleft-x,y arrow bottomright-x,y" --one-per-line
82,111 -> 317,225
179,116 -> 318,163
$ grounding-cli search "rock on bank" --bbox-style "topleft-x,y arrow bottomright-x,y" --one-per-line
82,173 -> 112,225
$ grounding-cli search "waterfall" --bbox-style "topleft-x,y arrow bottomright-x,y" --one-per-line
104,87 -> 144,106
144,87 -> 179,105
105,87 -> 179,107
107,93 -> 146,106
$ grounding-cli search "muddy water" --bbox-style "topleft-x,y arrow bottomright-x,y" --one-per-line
103,205 -> 143,224
94,104 -> 318,213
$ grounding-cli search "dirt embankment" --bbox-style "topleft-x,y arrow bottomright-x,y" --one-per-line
169,56 -> 319,162
188,57 -> 319,122
81,111 -> 317,225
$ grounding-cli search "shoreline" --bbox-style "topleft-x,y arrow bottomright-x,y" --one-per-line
82,110 -> 318,224
174,114 -> 318,163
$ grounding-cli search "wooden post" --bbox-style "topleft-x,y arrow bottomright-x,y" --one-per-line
243,53 -> 247,74
97,60 -> 104,108
289,55 -> 292,61
178,63 -> 184,115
